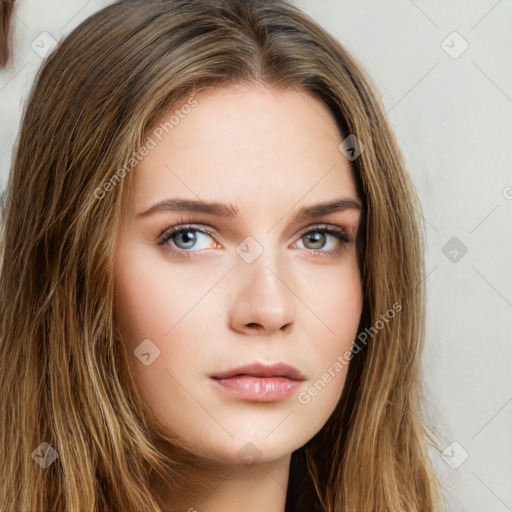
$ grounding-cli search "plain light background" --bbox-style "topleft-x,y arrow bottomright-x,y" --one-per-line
1,1 -> 511,511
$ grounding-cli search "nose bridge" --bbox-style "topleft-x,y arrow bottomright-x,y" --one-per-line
229,234 -> 296,333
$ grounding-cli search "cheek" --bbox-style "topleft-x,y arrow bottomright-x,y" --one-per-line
113,244 -> 220,418
325,267 -> 362,334
113,243 -> 207,344
294,259 -> 362,406
296,253 -> 362,343
113,261 -> 159,345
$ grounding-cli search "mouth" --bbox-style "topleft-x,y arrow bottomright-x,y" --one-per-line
210,361 -> 306,402
210,361 -> 306,381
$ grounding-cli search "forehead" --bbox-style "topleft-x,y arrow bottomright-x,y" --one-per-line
130,83 -> 358,214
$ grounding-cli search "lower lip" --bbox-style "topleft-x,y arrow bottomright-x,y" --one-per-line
211,375 -> 303,402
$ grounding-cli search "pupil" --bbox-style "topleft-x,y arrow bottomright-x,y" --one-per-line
177,231 -> 196,248
307,232 -> 325,249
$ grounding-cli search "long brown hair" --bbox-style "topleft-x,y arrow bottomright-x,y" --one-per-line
0,0 -> 446,510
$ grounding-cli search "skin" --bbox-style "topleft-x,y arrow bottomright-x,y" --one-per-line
113,82 -> 363,512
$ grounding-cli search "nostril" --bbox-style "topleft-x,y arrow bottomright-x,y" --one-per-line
281,322 -> 292,333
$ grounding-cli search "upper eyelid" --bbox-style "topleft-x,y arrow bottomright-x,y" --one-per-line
163,221 -> 347,234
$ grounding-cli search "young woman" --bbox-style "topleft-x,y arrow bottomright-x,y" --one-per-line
0,0 -> 447,510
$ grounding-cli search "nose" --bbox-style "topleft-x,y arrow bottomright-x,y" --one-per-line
228,255 -> 296,335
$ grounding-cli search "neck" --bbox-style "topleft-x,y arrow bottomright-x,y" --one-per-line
157,453 -> 292,512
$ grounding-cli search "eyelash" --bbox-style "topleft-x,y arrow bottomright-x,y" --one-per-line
155,222 -> 351,260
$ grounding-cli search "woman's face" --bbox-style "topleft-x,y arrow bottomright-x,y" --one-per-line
113,83 -> 363,465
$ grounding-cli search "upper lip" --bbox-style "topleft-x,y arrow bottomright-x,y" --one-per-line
211,361 -> 306,381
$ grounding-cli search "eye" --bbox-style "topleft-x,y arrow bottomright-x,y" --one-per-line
294,225 -> 350,257
156,224 -> 216,257
155,222 -> 351,259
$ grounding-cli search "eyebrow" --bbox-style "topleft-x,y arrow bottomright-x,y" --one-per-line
136,197 -> 362,220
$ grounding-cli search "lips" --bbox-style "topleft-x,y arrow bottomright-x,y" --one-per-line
210,361 -> 305,381
210,361 -> 306,402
